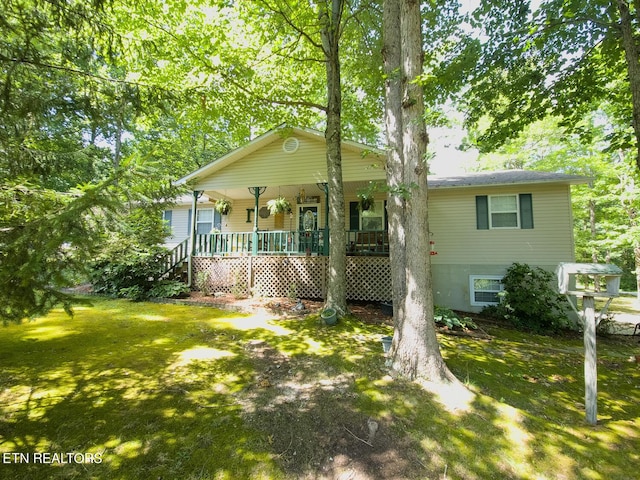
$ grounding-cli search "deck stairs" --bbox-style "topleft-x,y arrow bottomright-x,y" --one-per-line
160,238 -> 190,282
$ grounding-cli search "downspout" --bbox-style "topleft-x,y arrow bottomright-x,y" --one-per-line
187,190 -> 204,287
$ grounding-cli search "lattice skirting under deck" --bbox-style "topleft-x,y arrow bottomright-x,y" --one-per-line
191,256 -> 392,301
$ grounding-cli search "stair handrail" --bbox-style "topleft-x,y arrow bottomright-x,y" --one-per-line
160,238 -> 190,279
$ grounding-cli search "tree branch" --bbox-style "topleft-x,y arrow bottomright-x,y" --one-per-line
141,16 -> 327,113
0,54 -> 154,89
255,0 -> 325,52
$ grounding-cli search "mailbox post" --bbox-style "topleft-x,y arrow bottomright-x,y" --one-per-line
556,263 -> 623,425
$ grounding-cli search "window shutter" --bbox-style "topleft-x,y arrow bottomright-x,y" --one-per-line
349,202 -> 360,230
214,210 -> 222,230
163,210 -> 172,226
187,209 -> 192,234
476,196 -> 489,230
519,194 -> 534,229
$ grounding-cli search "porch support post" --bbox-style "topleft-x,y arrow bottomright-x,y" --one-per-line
248,186 -> 266,255
318,182 -> 330,256
188,190 -> 204,286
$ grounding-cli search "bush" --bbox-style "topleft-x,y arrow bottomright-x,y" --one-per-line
434,306 -> 477,330
483,263 -> 568,333
195,271 -> 211,296
148,280 -> 190,299
89,246 -> 173,301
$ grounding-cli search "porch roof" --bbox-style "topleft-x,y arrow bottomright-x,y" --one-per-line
174,125 -> 384,188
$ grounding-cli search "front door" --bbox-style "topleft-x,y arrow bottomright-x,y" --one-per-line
297,203 -> 319,254
297,204 -> 319,231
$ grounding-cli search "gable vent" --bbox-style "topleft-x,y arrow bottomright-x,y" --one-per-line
282,137 -> 299,153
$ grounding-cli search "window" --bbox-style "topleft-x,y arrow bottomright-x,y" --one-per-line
490,195 -> 519,228
196,209 -> 213,234
469,275 -> 503,306
349,200 -> 388,231
476,194 -> 533,230
360,200 -> 385,230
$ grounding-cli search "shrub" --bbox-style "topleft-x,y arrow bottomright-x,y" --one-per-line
89,246 -> 173,301
195,271 -> 211,296
484,263 -> 568,332
148,280 -> 190,299
434,306 -> 478,330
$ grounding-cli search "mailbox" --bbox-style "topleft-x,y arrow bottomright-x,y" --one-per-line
556,262 -> 623,297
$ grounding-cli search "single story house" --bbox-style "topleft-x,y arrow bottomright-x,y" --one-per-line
165,125 -> 587,312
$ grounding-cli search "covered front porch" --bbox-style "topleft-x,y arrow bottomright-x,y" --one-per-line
169,126 -> 394,301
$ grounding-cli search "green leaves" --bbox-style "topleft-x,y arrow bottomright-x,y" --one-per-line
463,0 -> 637,163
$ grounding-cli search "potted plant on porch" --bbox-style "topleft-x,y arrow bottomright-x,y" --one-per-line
357,191 -> 374,211
214,198 -> 232,215
267,196 -> 292,215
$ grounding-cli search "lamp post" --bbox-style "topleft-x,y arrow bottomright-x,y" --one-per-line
248,186 -> 266,255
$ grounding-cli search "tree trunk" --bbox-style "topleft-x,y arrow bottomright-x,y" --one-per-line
635,243 -> 640,305
383,0 -> 458,384
321,0 -> 348,316
617,0 -> 640,170
383,0 -> 406,324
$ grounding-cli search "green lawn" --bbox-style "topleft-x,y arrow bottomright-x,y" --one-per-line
0,297 -> 638,479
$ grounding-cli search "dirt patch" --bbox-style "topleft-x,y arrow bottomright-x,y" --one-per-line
177,291 -> 395,325
237,339 -> 431,479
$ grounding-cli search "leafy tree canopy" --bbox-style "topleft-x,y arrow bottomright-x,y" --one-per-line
463,0 -> 640,169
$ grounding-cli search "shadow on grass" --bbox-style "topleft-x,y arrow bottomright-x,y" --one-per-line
0,298 -> 638,479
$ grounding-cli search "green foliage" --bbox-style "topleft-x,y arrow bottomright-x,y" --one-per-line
195,271 -> 212,296
434,305 -> 478,330
89,247 -> 169,300
484,263 -> 568,333
0,171 -> 129,323
231,269 -> 248,299
148,280 -> 190,299
464,0 -> 640,165
287,282 -> 298,301
0,0 -> 182,321
266,196 -> 292,215
214,199 -> 232,215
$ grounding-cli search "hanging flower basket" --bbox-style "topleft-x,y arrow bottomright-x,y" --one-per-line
358,194 -> 374,211
215,199 -> 232,215
267,196 -> 292,215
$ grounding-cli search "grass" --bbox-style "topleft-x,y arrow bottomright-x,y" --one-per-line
602,294 -> 640,315
0,297 -> 638,479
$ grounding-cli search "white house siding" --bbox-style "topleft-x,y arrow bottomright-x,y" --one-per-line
164,202 -> 218,248
428,183 -> 575,311
164,206 -> 191,248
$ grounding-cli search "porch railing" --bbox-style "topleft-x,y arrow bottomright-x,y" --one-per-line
193,229 -> 389,257
195,230 -> 325,256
